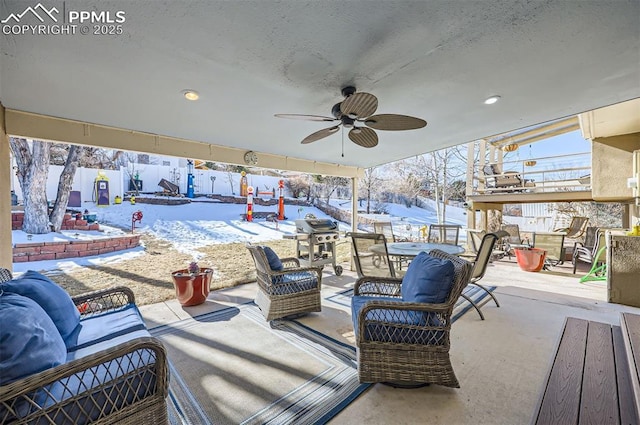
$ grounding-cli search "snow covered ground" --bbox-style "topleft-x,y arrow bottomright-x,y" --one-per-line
12,196 -> 467,275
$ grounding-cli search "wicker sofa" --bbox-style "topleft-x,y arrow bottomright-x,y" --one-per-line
0,269 -> 169,424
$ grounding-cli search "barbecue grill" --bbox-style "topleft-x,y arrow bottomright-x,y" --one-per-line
285,218 -> 343,275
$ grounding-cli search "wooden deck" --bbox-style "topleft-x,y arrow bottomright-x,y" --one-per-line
532,315 -> 640,425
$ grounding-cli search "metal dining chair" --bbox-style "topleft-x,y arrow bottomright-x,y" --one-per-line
347,232 -> 399,278
427,224 -> 461,245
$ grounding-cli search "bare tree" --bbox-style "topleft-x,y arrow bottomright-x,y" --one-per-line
285,175 -> 309,198
359,167 -> 382,213
10,138 -> 52,234
49,145 -> 83,231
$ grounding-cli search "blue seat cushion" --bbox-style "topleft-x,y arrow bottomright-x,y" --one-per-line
351,295 -> 444,344
0,293 -> 67,385
263,246 -> 283,271
1,270 -> 80,340
401,252 -> 455,304
65,304 -> 147,352
270,272 -> 317,295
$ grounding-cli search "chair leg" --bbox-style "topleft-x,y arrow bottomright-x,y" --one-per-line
471,282 -> 500,307
460,293 -> 485,320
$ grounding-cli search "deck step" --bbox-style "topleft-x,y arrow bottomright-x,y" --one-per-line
532,316 -> 640,425
620,312 -> 640,423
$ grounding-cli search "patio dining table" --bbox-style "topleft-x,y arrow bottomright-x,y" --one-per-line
369,242 -> 465,259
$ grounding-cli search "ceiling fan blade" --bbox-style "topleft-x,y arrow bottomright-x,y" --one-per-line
340,92 -> 378,119
348,127 -> 378,148
275,114 -> 336,122
364,114 -> 427,131
301,125 -> 340,144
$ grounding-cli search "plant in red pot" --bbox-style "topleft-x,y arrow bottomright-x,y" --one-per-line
171,261 -> 213,306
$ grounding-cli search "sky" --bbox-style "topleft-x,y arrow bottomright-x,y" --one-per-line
11,196 -> 467,276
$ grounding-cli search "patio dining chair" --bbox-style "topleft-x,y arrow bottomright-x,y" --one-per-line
572,228 -> 607,282
460,232 -> 500,320
351,249 -> 473,387
499,224 -> 530,259
347,232 -> 398,278
553,216 -> 589,240
427,224 -> 461,245
373,221 -> 409,242
246,244 -> 322,320
532,232 -> 566,268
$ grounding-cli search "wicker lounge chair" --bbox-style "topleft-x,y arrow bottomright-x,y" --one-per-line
351,249 -> 472,387
246,244 -> 322,320
482,164 -> 535,193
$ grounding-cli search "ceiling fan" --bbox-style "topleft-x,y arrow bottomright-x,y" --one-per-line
275,86 -> 427,148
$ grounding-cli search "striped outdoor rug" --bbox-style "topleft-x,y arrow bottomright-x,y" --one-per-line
159,285 -> 495,425
154,303 -> 368,425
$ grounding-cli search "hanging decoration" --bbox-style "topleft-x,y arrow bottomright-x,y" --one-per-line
524,144 -> 537,166
502,144 -> 518,152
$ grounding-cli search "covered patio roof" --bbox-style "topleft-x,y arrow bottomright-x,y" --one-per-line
1,1 -> 639,270
1,0 -> 639,171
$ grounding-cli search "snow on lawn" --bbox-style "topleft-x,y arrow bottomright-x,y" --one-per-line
12,196 -> 468,274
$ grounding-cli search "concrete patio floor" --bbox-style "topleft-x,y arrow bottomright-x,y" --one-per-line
139,257 -> 640,425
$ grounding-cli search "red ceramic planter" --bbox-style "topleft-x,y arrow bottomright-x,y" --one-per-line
171,268 -> 213,306
514,248 -> 547,272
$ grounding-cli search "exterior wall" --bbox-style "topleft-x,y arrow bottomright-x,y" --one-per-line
591,133 -> 640,201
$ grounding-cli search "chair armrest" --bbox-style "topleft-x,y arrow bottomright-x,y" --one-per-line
280,257 -> 301,268
266,267 -> 323,292
354,276 -> 403,297
356,299 -> 451,344
0,337 -> 168,423
72,286 -> 136,317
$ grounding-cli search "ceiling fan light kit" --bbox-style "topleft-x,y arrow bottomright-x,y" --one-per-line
275,86 -> 427,148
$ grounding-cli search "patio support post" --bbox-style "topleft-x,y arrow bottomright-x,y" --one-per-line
466,141 -> 476,231
350,176 -> 358,271
0,103 -> 13,271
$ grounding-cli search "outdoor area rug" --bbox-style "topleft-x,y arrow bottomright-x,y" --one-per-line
151,303 -> 368,425
325,284 -> 498,322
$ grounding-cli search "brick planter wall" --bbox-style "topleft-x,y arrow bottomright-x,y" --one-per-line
13,235 -> 141,263
12,212 -> 100,231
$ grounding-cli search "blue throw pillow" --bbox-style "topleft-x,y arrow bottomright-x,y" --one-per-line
0,293 -> 67,385
263,246 -> 284,271
1,270 -> 80,340
401,252 -> 455,304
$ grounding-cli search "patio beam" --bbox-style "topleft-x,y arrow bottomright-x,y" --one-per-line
0,103 -> 12,271
4,109 -> 364,179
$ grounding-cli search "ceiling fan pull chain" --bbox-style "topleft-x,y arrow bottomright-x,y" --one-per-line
341,127 -> 345,157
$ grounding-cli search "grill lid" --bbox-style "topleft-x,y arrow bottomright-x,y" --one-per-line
295,219 -> 338,233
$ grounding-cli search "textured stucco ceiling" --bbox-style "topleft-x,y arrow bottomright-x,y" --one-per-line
1,0 -> 639,169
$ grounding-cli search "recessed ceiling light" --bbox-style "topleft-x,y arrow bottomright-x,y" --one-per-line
484,95 -> 501,105
182,90 -> 199,101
